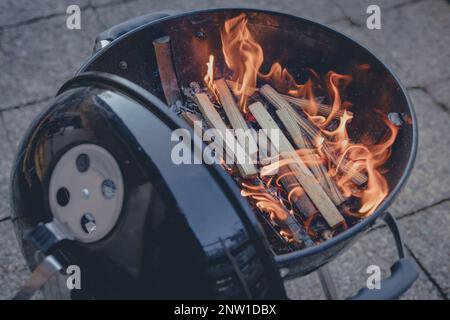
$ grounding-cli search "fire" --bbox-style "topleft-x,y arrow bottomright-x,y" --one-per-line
322,71 -> 352,128
241,182 -> 288,222
201,13 -> 400,245
204,54 -> 215,92
221,14 -> 263,113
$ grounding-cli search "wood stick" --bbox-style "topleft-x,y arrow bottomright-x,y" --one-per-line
267,95 -> 346,205
281,94 -> 351,119
227,81 -> 364,183
276,108 -> 346,204
153,36 -> 181,106
249,102 -> 344,228
278,167 -> 318,219
260,84 -> 367,185
181,112 -> 224,162
258,126 -> 317,219
181,111 -> 201,127
225,79 -> 350,119
214,78 -> 258,161
193,93 -> 257,178
244,179 -> 314,246
282,213 -> 315,247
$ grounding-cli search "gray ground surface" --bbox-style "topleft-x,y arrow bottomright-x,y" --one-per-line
0,0 -> 448,300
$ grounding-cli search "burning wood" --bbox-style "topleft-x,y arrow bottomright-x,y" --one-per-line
250,120 -> 318,220
153,13 -> 400,251
225,79 -> 352,120
193,93 -> 257,178
281,94 -> 352,120
213,78 -> 259,161
241,181 -> 314,247
260,84 -> 368,186
275,107 -> 346,206
259,85 -> 345,204
249,102 -> 344,228
153,36 -> 182,106
277,167 -> 318,220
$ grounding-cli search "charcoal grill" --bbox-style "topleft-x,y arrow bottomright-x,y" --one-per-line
11,8 -> 418,300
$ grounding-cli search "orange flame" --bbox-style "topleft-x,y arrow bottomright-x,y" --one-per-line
330,114 -> 399,216
241,182 -> 289,221
204,54 -> 215,92
322,71 -> 352,128
203,14 -> 400,227
221,14 -> 263,113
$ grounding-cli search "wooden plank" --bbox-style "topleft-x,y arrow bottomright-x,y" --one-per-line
281,94 -> 351,119
193,93 -> 257,178
272,98 -> 346,205
249,102 -> 344,228
260,84 -> 368,186
153,36 -> 181,106
276,108 -> 346,204
181,111 -> 202,127
181,112 -> 223,162
242,180 -> 314,246
225,79 -> 349,119
258,126 -> 318,219
278,167 -> 318,219
214,78 -> 258,161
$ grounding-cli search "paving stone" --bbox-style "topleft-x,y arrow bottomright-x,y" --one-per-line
289,201 -> 450,300
389,89 -> 450,216
0,219 -> 29,300
2,101 -> 50,151
0,182 -> 11,221
402,201 -> 450,297
0,0 -> 90,28
378,0 -> 450,87
284,272 -> 325,300
287,219 -> 442,299
94,0 -> 344,31
0,9 -> 104,110
333,220 -> 442,300
0,116 -> 13,220
333,0 -> 412,25
427,78 -> 450,111
331,0 -> 450,87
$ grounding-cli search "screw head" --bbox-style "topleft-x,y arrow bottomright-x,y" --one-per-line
81,213 -> 96,234
195,30 -> 206,40
119,61 -> 128,70
81,188 -> 90,199
101,179 -> 116,199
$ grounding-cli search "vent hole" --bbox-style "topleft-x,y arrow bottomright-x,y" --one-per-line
56,187 -> 70,207
76,153 -> 90,173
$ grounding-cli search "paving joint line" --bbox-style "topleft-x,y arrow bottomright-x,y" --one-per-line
368,197 -> 450,233
0,216 -> 11,223
0,0 -> 140,31
405,244 -> 448,300
407,87 -> 450,115
0,96 -> 53,113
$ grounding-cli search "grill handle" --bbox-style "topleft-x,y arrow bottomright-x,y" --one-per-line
94,11 -> 175,52
348,212 -> 419,300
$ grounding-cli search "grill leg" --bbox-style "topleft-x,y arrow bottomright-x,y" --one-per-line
317,265 -> 340,300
